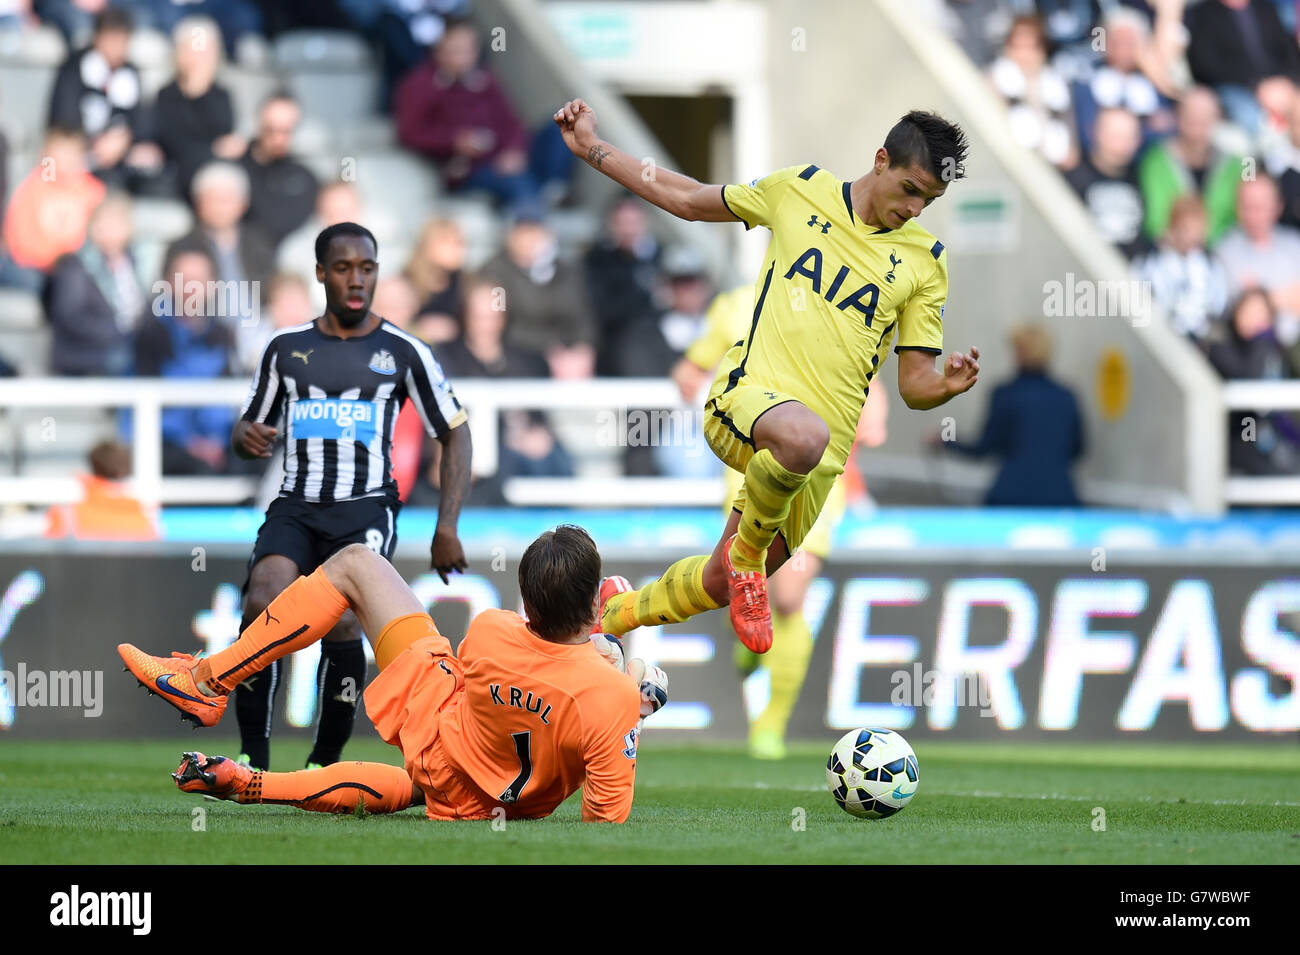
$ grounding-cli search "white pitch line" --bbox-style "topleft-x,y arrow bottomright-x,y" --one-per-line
641,782 -> 1300,808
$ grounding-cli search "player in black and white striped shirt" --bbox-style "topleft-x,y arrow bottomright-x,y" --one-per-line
230,222 -> 472,771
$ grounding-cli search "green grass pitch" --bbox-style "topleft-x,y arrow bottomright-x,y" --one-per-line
1,739 -> 1297,864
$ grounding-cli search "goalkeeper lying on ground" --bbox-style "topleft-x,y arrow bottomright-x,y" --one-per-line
118,525 -> 667,823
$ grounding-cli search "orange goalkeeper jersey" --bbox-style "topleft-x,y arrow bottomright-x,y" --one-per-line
437,609 -> 643,823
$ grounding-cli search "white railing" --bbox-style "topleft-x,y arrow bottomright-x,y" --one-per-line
0,377 -> 692,507
1221,381 -> 1300,505
1,377 -> 1293,509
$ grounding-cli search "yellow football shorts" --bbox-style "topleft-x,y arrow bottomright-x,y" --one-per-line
704,376 -> 847,555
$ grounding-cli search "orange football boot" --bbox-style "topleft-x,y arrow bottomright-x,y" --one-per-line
592,574 -> 634,636
722,534 -> 773,653
173,752 -> 255,801
118,644 -> 228,727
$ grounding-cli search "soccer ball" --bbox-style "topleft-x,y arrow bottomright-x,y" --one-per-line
825,727 -> 919,819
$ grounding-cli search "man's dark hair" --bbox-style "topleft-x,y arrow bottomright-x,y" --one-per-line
259,89 -> 299,112
518,525 -> 602,641
884,111 -> 970,183
315,222 -> 377,265
94,7 -> 133,34
89,440 -> 131,481
162,240 -> 217,280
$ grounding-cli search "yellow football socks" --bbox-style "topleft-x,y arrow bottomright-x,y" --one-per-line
730,450 -> 809,573
601,554 -> 723,636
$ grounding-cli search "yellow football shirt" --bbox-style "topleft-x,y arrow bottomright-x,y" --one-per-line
684,284 -> 754,371
719,163 -> 947,461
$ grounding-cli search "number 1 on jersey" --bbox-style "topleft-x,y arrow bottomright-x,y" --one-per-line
498,731 -> 532,804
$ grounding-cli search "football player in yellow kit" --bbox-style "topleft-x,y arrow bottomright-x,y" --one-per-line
673,287 -> 888,758
554,98 -> 979,653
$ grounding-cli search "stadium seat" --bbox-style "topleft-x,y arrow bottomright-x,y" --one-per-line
547,207 -> 601,261
333,116 -> 398,152
0,26 -> 65,151
217,65 -> 280,137
129,28 -> 171,100
273,30 -> 379,127
349,149 -> 441,212
17,407 -> 118,475
0,286 -> 43,333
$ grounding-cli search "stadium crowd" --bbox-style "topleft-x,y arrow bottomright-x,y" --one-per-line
0,0 -> 1297,505
946,0 -> 1300,474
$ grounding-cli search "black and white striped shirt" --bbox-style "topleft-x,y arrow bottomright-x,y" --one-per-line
240,319 -> 466,503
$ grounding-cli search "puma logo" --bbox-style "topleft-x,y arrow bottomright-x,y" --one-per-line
291,349 -> 313,364
264,608 -> 280,626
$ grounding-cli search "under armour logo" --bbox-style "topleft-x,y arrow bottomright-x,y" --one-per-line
885,250 -> 902,283
807,214 -> 831,234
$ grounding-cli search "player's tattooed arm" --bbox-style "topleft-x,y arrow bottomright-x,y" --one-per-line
430,423 -> 472,582
553,98 -> 736,223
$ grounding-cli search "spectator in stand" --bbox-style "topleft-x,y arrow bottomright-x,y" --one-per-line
611,245 -> 710,380
262,271 -> 313,331
1072,7 -> 1176,154
164,160 -> 273,370
988,15 -> 1075,168
1137,194 -> 1231,340
118,0 -> 262,59
1206,289 -> 1300,474
584,194 -> 664,375
32,1 -> 98,47
1255,76 -> 1297,160
43,190 -> 145,375
133,245 -> 238,475
1214,174 -> 1300,344
3,126 -> 105,283
47,7 -> 166,194
943,0 -> 1017,69
238,93 -> 318,251
1066,107 -> 1153,258
403,217 -> 467,346
479,205 -> 596,379
1025,0 -> 1103,83
154,15 -> 245,199
622,245 -> 719,479
394,20 -> 572,211
420,275 -> 567,505
1266,92 -> 1300,229
1185,0 -> 1300,135
934,323 -> 1085,506
435,274 -> 548,380
278,179 -> 399,314
369,273 -> 427,503
45,439 -> 159,541
231,271 -> 313,376
1138,86 -> 1242,244
336,0 -> 471,108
